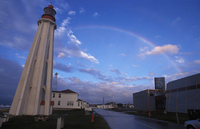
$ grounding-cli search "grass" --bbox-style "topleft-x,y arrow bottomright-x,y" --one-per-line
108,108 -> 189,125
0,109 -> 110,129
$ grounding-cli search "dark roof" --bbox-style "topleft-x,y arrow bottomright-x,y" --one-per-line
52,89 -> 78,94
77,99 -> 83,101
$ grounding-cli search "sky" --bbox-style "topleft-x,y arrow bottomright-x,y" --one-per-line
0,0 -> 200,105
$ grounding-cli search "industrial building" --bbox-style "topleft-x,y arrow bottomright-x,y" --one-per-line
166,73 -> 200,113
133,89 -> 156,111
133,77 -> 166,112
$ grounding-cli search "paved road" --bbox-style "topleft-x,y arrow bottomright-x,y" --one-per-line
94,109 -> 184,129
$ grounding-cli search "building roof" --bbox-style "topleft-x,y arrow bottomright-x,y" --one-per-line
77,99 -> 83,101
52,89 -> 78,94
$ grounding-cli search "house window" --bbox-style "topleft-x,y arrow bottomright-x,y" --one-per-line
78,102 -> 80,106
67,101 -> 73,106
58,101 -> 60,105
59,94 -> 61,98
53,93 -> 55,98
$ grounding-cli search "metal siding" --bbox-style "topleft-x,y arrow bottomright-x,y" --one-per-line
187,90 -> 196,110
177,90 -> 185,113
169,92 -> 177,112
187,75 -> 196,86
166,73 -> 200,113
198,89 -> 200,109
178,78 -> 186,89
197,74 -> 200,84
133,90 -> 148,111
149,96 -> 155,111
166,93 -> 170,112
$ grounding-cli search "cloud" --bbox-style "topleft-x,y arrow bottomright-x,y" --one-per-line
180,52 -> 194,55
56,76 -> 153,104
155,35 -> 161,38
79,8 -> 85,14
93,12 -> 99,17
110,69 -> 128,76
149,72 -> 156,76
117,76 -> 152,83
0,57 -> 23,105
120,53 -> 126,56
15,53 -> 26,59
68,11 -> 76,15
67,77 -> 80,83
57,52 -> 66,58
175,56 -> 185,63
55,18 -> 99,63
79,68 -> 112,82
164,70 -> 200,83
0,36 -> 31,50
132,65 -> 138,67
139,47 -> 148,52
172,17 -> 181,26
76,61 -> 87,67
139,44 -> 179,57
54,63 -> 75,73
194,60 -> 200,64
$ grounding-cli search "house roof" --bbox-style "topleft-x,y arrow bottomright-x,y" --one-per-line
77,99 -> 83,101
52,89 -> 78,94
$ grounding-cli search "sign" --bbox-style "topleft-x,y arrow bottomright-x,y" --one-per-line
154,77 -> 165,92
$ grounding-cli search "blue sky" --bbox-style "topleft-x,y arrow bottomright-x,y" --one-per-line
0,0 -> 200,105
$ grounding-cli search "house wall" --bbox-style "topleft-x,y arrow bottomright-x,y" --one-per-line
52,92 -> 81,109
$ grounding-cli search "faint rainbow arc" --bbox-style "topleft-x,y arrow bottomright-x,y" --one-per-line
72,25 -> 181,73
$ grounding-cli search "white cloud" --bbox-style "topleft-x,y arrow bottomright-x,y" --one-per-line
194,60 -> 200,64
132,65 -> 138,67
149,72 -> 156,76
15,53 -> 26,59
68,11 -> 76,15
55,17 -> 99,63
79,8 -> 85,14
58,52 -> 66,58
155,35 -> 161,38
55,17 -> 70,37
172,17 -> 181,26
140,47 -> 148,52
120,53 -> 126,56
93,12 -> 99,17
175,56 -> 184,63
139,44 -> 179,57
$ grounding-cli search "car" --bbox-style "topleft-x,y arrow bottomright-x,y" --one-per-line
184,119 -> 200,129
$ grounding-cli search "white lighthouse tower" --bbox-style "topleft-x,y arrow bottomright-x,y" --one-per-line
9,5 -> 57,115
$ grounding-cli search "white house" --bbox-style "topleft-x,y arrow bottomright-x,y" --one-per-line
52,89 -> 83,109
96,102 -> 117,109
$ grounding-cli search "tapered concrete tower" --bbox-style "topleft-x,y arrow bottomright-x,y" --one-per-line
9,5 -> 56,115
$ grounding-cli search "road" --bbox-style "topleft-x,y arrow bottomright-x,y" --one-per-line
94,109 -> 184,129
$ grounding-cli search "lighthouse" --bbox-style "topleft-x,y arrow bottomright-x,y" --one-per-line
9,5 -> 56,115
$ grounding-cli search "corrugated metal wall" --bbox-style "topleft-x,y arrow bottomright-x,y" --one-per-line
133,90 -> 155,111
166,73 -> 200,113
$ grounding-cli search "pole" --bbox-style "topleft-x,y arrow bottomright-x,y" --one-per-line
91,113 -> 94,123
147,89 -> 151,116
103,97 -> 104,109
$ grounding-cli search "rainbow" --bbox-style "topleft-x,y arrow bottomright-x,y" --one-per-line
72,25 -> 181,73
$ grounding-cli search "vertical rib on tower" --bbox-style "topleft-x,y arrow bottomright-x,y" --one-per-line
9,5 -> 56,115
